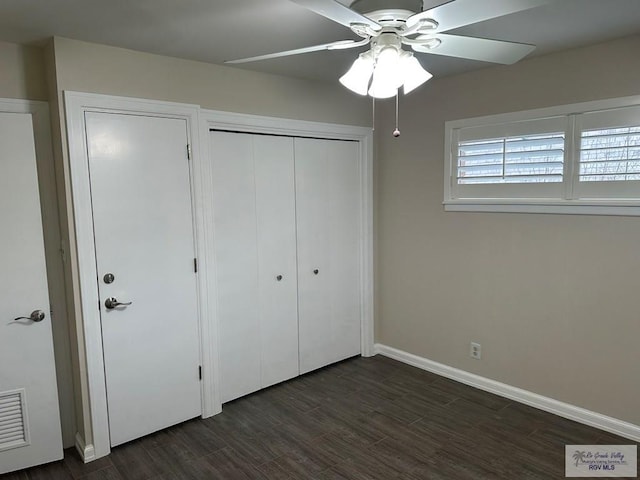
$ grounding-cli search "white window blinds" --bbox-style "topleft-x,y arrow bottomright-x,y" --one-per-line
450,116 -> 568,199
580,126 -> 640,182
458,133 -> 565,185
574,105 -> 640,199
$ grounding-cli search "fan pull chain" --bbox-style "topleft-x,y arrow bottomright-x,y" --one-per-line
372,97 -> 376,132
393,92 -> 401,138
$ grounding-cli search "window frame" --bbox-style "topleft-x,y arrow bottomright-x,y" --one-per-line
444,95 -> 640,216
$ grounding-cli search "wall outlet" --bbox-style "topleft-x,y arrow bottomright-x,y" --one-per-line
470,342 -> 481,360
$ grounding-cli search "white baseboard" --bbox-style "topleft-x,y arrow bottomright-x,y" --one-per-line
375,343 -> 640,442
74,432 -> 96,463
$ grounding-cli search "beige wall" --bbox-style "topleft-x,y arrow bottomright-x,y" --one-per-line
0,41 -> 47,100
52,37 -> 370,125
376,34 -> 640,427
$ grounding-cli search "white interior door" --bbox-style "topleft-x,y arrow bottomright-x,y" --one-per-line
211,131 -> 299,403
85,112 -> 201,446
0,111 -> 62,473
295,138 -> 361,374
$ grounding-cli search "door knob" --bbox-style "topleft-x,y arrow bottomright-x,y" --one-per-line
105,297 -> 132,310
14,309 -> 45,322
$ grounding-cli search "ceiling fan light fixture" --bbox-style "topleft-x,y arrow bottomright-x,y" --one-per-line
368,46 -> 403,99
229,0 -> 545,100
400,52 -> 432,94
368,82 -> 398,99
339,51 -> 375,96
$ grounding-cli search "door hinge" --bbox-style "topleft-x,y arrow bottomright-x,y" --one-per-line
187,144 -> 191,160
198,365 -> 202,380
193,258 -> 198,273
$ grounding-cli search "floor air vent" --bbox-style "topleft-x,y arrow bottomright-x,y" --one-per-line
0,390 -> 29,452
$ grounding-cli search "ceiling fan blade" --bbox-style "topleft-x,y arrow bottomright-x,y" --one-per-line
406,0 -> 554,33
291,0 -> 381,31
411,34 -> 536,64
225,38 -> 369,65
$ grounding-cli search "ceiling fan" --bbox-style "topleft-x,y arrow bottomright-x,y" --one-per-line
227,0 -> 553,99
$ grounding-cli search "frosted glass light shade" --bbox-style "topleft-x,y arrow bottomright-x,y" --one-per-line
401,53 -> 432,94
341,46 -> 433,98
368,47 -> 403,99
368,81 -> 397,99
339,52 -> 374,96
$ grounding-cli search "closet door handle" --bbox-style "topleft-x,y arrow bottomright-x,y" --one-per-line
276,275 -> 283,281
313,269 -> 319,275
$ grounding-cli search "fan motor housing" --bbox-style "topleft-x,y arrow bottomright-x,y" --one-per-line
351,0 -> 422,16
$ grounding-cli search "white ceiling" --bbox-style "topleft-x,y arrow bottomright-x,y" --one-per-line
1,0 -> 639,83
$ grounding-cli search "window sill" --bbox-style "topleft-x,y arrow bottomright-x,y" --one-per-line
443,200 -> 640,217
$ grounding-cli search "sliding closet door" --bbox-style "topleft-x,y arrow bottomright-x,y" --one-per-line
295,138 -> 361,374
211,131 -> 298,403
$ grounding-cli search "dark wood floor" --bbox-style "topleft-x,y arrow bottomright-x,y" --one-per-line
5,355 -> 637,479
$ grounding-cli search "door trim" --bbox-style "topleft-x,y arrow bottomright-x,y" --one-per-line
200,110 -> 375,359
65,92 -> 217,460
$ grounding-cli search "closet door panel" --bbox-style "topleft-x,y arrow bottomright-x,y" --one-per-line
326,140 -> 361,361
210,131 -> 261,403
253,135 -> 299,388
295,138 -> 332,373
295,138 -> 361,374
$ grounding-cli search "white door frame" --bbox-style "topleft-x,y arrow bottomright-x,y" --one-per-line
200,109 -> 375,361
65,92 -> 219,461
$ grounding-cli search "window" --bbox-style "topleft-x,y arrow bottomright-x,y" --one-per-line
573,106 -> 640,201
458,133 -> 565,185
445,97 -> 640,215
580,127 -> 640,182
